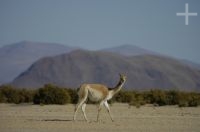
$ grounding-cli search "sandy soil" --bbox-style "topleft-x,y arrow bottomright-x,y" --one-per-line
0,103 -> 200,132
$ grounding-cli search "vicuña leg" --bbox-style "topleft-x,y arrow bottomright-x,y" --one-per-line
73,87 -> 88,121
104,101 -> 114,122
81,103 -> 88,122
73,101 -> 83,121
97,101 -> 104,122
73,98 -> 87,121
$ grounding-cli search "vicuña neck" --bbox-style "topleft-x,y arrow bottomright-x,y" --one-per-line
112,79 -> 125,94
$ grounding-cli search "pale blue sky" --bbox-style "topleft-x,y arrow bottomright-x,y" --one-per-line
0,0 -> 200,63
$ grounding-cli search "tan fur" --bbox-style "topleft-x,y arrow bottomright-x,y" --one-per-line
87,84 -> 109,97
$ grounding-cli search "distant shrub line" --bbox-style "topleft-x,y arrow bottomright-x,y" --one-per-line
111,90 -> 200,107
0,84 -> 200,107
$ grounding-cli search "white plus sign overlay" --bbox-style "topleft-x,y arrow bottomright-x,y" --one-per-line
176,3 -> 198,25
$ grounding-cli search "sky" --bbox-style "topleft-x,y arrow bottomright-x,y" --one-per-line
0,0 -> 200,63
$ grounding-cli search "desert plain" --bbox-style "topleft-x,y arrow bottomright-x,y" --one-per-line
0,103 -> 200,132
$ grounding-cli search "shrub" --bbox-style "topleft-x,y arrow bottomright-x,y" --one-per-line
114,91 -> 135,103
146,90 -> 167,106
0,90 -> 6,103
177,92 -> 200,107
0,85 -> 20,104
18,89 -> 35,103
33,84 -> 71,105
166,90 -> 179,105
129,93 -> 146,108
178,100 -> 188,107
188,93 -> 200,107
66,88 -> 78,104
0,85 -> 36,104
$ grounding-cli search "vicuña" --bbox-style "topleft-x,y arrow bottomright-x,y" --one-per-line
73,74 -> 127,122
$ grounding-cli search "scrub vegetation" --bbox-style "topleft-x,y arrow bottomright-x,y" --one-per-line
0,84 -> 200,107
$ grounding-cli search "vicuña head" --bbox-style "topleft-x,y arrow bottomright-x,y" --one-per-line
73,73 -> 127,122
119,73 -> 126,81
119,73 -> 127,85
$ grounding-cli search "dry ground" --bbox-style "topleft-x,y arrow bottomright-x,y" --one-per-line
0,103 -> 200,132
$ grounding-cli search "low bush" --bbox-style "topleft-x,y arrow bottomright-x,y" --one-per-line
66,88 -> 78,104
33,84 -> 70,105
0,84 -> 200,107
114,91 -> 135,103
0,85 -> 35,104
145,90 -> 168,106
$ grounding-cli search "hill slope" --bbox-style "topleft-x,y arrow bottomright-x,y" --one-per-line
102,44 -> 160,56
0,41 -> 76,84
12,50 -> 200,91
103,44 -> 200,70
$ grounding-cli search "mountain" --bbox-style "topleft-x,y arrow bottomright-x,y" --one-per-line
102,44 -> 159,56
180,59 -> 200,70
103,44 -> 200,70
0,41 -> 76,84
12,50 -> 200,91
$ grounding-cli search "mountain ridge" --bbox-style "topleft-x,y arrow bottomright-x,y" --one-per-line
0,41 -> 76,84
101,44 -> 160,56
102,44 -> 200,70
11,49 -> 200,91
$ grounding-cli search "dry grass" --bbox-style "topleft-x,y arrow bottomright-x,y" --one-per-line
0,103 -> 200,132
